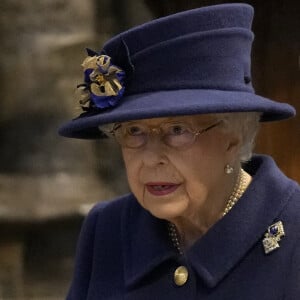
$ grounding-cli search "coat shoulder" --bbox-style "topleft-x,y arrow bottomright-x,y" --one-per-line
66,193 -> 137,299
81,193 -> 138,239
282,179 -> 300,220
87,193 -> 136,220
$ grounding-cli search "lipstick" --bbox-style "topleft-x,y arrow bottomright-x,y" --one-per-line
145,182 -> 180,196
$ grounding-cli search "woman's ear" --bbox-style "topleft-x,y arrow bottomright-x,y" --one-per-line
225,133 -> 241,158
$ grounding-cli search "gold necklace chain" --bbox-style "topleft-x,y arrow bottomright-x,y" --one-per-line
168,168 -> 248,254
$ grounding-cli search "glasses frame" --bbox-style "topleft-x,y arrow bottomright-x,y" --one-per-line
105,119 -> 223,149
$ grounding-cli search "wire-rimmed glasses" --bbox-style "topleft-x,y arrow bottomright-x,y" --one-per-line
105,120 -> 223,149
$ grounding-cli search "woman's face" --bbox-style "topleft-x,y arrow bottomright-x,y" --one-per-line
120,115 -> 239,221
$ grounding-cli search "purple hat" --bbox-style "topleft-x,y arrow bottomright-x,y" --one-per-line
59,3 -> 295,139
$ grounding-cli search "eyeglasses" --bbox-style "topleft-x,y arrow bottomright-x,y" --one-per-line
105,120 -> 223,149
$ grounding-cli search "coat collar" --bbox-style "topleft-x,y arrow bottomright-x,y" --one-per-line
122,155 -> 297,288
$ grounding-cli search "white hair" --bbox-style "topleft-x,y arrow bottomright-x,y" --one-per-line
216,112 -> 262,162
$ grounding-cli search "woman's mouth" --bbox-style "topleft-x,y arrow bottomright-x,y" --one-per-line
145,182 -> 180,196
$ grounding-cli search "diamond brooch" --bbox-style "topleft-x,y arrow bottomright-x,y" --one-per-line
262,221 -> 285,254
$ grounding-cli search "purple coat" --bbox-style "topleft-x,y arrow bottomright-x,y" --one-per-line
66,155 -> 300,299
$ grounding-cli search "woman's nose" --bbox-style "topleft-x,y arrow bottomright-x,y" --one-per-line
141,137 -> 168,167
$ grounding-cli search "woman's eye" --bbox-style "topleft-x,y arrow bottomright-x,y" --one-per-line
125,125 -> 145,136
168,124 -> 189,135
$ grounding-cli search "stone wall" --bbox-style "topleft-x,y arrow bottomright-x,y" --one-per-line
0,0 -> 104,217
0,0 -> 151,298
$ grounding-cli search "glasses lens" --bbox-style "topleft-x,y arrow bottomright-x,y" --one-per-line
114,123 -> 148,148
162,123 -> 195,148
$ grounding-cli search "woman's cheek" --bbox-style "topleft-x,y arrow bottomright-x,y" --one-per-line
123,156 -> 144,199
184,178 -> 209,206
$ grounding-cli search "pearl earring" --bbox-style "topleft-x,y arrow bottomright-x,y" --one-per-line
225,164 -> 234,174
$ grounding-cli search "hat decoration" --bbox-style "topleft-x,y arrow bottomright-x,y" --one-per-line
76,49 -> 125,111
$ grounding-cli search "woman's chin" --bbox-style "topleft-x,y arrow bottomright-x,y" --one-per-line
143,198 -> 188,221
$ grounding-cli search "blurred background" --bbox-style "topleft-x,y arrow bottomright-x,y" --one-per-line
0,0 -> 299,298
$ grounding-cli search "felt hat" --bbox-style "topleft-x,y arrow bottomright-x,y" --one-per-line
59,3 -> 295,139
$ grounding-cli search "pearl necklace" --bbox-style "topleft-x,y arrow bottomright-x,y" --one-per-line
222,168 -> 247,217
168,168 -> 248,254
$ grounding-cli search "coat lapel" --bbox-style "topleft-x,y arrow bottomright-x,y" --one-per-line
122,198 -> 177,288
187,155 -> 296,287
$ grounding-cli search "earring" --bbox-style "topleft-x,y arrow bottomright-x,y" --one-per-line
225,164 -> 234,174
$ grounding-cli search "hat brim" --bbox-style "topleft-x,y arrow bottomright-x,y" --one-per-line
58,89 -> 296,139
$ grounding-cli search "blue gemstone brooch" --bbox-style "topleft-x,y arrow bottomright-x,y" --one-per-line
262,221 -> 285,254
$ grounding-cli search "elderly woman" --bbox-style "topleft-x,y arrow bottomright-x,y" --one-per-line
59,3 -> 300,300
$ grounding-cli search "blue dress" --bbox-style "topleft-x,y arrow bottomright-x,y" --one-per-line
66,155 -> 300,299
